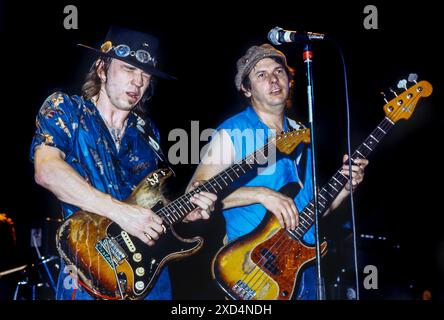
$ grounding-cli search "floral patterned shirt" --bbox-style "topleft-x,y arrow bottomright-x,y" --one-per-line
30,92 -> 172,300
30,92 -> 161,218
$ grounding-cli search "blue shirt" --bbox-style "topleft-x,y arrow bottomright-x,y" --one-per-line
217,106 -> 317,300
217,106 -> 315,244
30,92 -> 162,218
30,92 -> 171,300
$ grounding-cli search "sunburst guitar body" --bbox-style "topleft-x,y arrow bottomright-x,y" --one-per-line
213,182 -> 327,300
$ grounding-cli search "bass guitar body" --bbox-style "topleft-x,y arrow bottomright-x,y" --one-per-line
212,183 -> 327,300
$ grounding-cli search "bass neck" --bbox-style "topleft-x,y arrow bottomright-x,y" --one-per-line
288,116 -> 395,240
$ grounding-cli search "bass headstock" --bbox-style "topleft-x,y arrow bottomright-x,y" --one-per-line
382,74 -> 432,122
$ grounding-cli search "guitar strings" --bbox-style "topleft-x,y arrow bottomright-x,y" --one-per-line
247,114 -> 398,296
111,161 -> 259,245
156,145 -> 273,222
242,116 -> 394,296
238,112 -> 398,298
110,131 -> 296,247
154,131 -> 297,224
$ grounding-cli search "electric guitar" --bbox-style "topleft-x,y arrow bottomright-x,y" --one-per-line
212,75 -> 433,300
56,128 -> 310,299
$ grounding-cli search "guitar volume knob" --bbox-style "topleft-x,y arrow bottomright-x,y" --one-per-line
136,267 -> 145,276
135,281 -> 145,290
133,253 -> 142,262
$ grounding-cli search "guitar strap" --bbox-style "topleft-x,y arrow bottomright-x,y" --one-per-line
286,117 -> 308,187
134,112 -> 174,173
297,143 -> 308,187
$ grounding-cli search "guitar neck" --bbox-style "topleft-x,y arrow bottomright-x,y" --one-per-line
290,116 -> 395,239
156,138 -> 274,225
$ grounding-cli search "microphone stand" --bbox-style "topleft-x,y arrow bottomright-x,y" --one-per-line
303,42 -> 324,300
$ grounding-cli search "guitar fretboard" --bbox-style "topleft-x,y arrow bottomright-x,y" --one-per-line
155,137 -> 275,225
288,117 -> 395,240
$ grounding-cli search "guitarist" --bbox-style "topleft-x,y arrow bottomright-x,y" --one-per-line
30,27 -> 217,300
186,44 -> 368,299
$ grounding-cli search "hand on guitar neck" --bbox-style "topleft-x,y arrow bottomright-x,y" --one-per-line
183,180 -> 218,222
326,154 -> 369,214
92,190 -> 217,245
341,154 -> 368,192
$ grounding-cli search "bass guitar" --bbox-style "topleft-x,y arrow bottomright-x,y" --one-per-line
212,76 -> 433,300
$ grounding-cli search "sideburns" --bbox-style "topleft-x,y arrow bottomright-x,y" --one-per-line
96,60 -> 108,83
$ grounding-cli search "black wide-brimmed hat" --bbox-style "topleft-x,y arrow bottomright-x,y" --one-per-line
78,26 -> 176,80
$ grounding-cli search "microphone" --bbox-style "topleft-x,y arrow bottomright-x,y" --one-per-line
268,26 -> 327,45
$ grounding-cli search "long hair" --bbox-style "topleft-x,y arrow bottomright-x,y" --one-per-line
81,57 -> 154,116
239,57 -> 295,109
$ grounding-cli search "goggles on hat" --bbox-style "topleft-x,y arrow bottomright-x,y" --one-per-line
101,41 -> 155,65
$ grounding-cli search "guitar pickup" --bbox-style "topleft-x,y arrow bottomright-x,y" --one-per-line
121,231 -> 136,253
96,237 -> 127,268
260,248 -> 279,275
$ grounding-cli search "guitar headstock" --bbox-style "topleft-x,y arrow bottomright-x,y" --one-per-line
275,128 -> 311,155
383,74 -> 432,122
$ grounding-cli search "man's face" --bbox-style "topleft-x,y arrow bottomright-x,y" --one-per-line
243,58 -> 290,110
100,59 -> 151,111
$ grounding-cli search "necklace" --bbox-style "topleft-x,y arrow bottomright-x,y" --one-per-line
90,97 -> 128,151
103,118 -> 128,151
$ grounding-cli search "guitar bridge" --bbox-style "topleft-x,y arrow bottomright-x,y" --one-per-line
96,237 -> 127,268
233,280 -> 256,300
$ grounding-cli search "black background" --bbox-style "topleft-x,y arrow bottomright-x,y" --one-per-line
0,0 -> 443,300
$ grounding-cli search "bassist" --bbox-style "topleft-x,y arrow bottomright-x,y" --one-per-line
186,43 -> 368,299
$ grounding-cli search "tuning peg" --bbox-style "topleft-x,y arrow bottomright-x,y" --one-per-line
380,92 -> 388,103
397,79 -> 408,90
408,73 -> 418,83
389,87 -> 398,97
